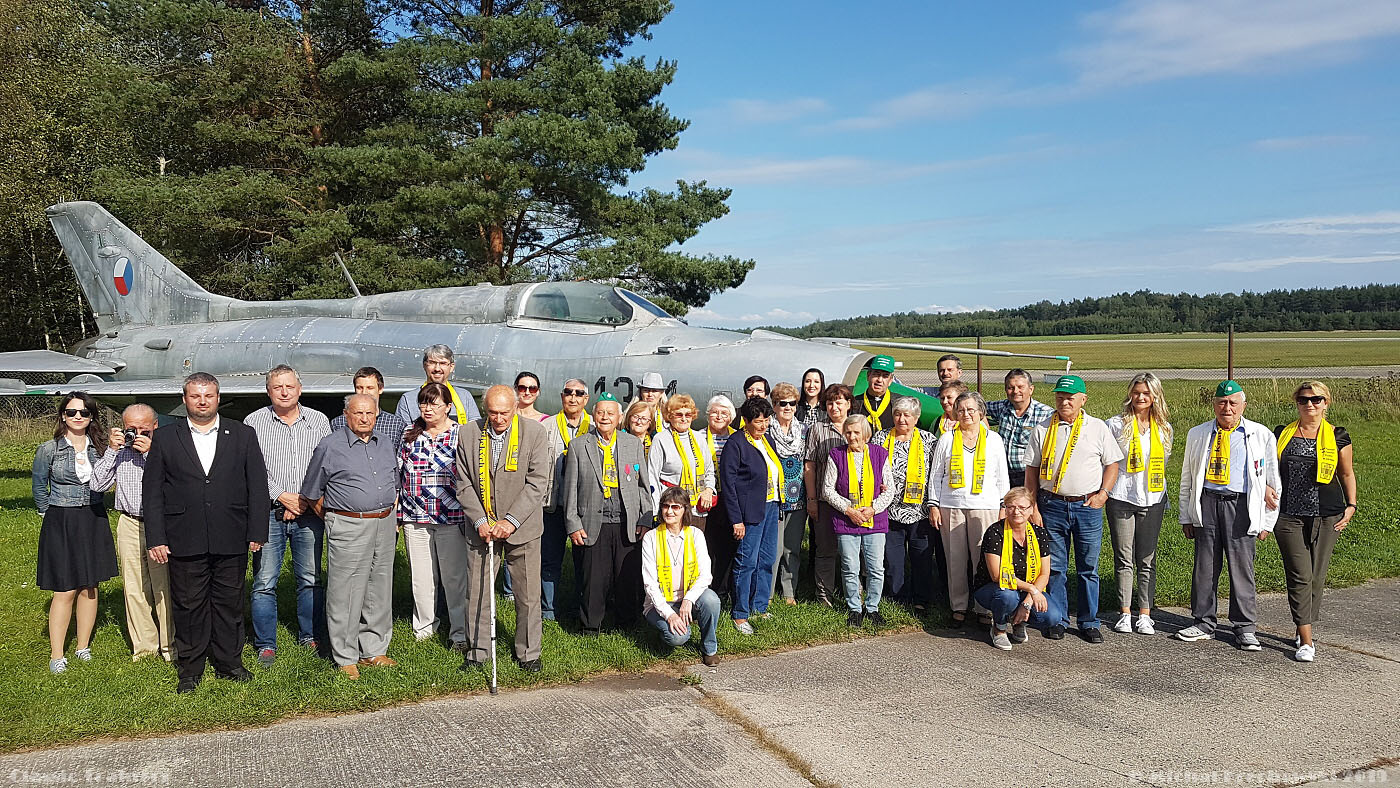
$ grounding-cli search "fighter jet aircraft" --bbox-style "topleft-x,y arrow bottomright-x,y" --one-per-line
2,202 -> 1068,424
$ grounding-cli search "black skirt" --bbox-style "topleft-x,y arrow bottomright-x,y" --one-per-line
36,504 -> 118,592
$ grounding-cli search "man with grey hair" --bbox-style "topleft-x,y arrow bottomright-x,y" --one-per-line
244,364 -> 331,664
396,344 -> 481,426
301,393 -> 399,680
91,403 -> 172,661
1175,380 -> 1281,651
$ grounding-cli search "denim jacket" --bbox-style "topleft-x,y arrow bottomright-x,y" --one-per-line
32,438 -> 102,514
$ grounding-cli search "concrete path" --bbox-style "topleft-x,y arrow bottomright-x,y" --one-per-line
4,580 -> 1397,787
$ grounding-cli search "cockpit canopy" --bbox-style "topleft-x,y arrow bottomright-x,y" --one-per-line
520,282 -> 676,326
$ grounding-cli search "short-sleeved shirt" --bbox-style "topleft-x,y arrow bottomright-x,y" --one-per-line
974,521 -> 1050,588
1024,413 -> 1123,497
301,430 -> 398,513
986,399 -> 1054,474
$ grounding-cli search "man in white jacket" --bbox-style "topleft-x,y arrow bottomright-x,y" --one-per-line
1175,380 -> 1281,651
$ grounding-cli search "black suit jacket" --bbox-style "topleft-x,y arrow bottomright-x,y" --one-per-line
143,418 -> 271,557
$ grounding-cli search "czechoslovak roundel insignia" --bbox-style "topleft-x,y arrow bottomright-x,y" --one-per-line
113,257 -> 133,296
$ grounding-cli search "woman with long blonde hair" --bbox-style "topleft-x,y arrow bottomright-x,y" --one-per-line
1105,372 -> 1173,635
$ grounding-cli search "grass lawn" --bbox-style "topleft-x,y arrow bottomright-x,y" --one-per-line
2,377 -> 1396,752
862,330 -> 1400,370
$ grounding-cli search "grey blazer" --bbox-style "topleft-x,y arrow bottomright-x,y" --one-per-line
455,415 -> 551,544
563,430 -> 653,545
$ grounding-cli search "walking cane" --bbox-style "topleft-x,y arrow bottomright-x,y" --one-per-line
488,537 -> 498,695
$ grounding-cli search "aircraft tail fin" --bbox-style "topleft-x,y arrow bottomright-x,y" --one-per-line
45,201 -> 230,332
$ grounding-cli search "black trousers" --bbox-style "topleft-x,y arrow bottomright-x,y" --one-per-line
168,553 -> 248,682
707,498 -> 737,602
576,522 -> 641,631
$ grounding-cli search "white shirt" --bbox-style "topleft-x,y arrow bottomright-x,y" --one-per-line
929,429 -> 1011,510
1106,414 -> 1169,507
190,416 -> 220,475
64,436 -> 92,483
641,525 -> 713,619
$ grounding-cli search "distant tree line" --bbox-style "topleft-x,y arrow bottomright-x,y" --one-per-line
767,285 -> 1400,338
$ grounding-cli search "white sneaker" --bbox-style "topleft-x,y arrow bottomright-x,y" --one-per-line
1111,613 -> 1132,633
74,648 -> 93,662
1135,615 -> 1156,635
1295,643 -> 1315,663
49,657 -> 68,674
1175,625 -> 1211,642
990,627 -> 1012,651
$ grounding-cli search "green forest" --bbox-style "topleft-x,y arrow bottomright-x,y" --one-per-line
770,285 -> 1400,339
0,0 -> 752,352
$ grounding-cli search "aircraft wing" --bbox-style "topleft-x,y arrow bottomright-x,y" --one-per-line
15,374 -> 454,397
0,350 -> 118,375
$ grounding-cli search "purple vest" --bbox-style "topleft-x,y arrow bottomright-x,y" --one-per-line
829,444 -> 890,536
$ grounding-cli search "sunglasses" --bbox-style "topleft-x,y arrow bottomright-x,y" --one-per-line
63,408 -> 92,418
516,384 -> 539,393
562,388 -> 587,397
775,400 -> 797,407
1296,395 -> 1326,405
660,503 -> 686,512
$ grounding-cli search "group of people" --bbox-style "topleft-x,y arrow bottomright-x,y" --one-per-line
31,347 -> 1360,692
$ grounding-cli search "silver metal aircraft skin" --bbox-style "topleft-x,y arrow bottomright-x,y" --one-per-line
9,202 -> 881,416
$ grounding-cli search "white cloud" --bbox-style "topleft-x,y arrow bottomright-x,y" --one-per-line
1251,134 -> 1368,151
714,98 -> 829,125
829,81 -> 1075,131
684,147 -> 1067,186
913,304 -> 981,314
1207,253 -> 1400,272
1213,211 -> 1400,236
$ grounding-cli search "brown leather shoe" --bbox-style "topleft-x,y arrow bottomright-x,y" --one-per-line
702,653 -> 719,667
358,655 -> 397,667
338,664 -> 360,680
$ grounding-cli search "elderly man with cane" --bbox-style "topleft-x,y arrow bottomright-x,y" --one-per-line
456,385 -> 550,675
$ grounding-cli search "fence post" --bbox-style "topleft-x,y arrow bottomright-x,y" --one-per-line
976,337 -> 983,394
1227,323 -> 1235,380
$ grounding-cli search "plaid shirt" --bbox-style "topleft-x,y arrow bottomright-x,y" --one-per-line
397,424 -> 464,525
986,398 -> 1054,474
90,445 -> 147,517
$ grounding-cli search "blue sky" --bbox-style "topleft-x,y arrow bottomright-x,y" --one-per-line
626,0 -> 1400,327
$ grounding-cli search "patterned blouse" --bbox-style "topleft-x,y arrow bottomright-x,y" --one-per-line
796,402 -> 827,429
872,428 -> 938,524
397,424 -> 464,525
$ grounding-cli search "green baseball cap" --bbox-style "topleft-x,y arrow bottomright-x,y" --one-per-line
1051,375 -> 1086,395
1215,380 -> 1243,398
869,355 -> 896,373
595,392 -> 618,403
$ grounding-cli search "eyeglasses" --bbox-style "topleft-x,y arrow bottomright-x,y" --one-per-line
1005,504 -> 1034,513
516,384 -> 539,394
775,400 -> 797,408
563,388 -> 587,397
1296,395 -> 1326,405
63,408 -> 92,418
671,411 -> 694,419
660,503 -> 686,512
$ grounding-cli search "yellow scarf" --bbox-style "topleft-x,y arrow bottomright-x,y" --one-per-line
555,410 -> 590,455
598,431 -> 619,498
671,428 -> 706,505
883,431 -> 926,505
999,524 -> 1041,590
863,389 -> 891,427
846,447 -> 875,523
747,433 -> 784,503
1125,417 -> 1166,493
655,527 -> 700,603
1039,411 -> 1083,494
1276,419 -> 1338,484
1205,421 -> 1238,486
707,426 -> 734,491
949,424 -> 988,495
426,380 -> 470,426
477,414 -> 520,521
936,416 -> 955,436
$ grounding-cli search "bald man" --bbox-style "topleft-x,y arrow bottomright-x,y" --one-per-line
456,385 -> 550,672
91,403 -> 173,661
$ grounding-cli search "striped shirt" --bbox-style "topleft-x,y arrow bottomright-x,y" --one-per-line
90,445 -> 147,517
245,405 -> 332,500
986,398 -> 1054,474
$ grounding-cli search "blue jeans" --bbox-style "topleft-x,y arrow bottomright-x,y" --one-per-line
1038,493 -> 1103,630
732,502 -> 780,620
837,531 -> 887,613
645,588 -> 721,656
540,508 -> 568,620
973,583 -> 1065,631
251,511 -> 325,650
